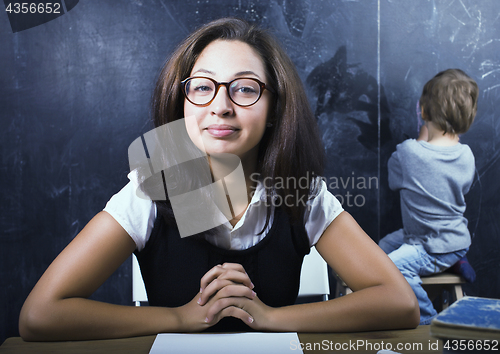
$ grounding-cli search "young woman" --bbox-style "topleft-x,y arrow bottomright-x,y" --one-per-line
19,18 -> 419,341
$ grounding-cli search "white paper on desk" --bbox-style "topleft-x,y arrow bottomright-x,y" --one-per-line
149,332 -> 303,354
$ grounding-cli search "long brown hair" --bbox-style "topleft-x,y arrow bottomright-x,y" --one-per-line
151,17 -> 324,226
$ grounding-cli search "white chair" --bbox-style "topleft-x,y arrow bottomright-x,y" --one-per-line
297,246 -> 330,301
132,255 -> 148,306
132,246 -> 330,306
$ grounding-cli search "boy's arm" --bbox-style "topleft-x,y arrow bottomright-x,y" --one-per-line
387,149 -> 404,191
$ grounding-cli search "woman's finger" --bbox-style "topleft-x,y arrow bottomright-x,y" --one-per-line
205,295 -> 254,325
200,263 -> 253,294
207,306 -> 255,327
199,270 -> 253,305
220,263 -> 246,272
198,280 -> 256,306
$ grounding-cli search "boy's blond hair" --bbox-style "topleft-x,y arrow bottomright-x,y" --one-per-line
420,69 -> 478,135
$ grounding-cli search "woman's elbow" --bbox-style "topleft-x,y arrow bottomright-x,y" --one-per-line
19,299 -> 53,341
406,298 -> 420,328
19,309 -> 38,341
396,287 -> 420,329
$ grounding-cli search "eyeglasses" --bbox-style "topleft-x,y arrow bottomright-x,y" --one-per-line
181,76 -> 274,107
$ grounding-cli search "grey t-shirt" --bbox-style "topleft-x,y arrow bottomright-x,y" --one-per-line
388,139 -> 475,253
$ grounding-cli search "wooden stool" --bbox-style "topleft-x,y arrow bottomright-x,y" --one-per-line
421,272 -> 465,310
335,272 -> 465,311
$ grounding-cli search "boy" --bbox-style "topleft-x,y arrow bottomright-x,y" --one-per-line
380,69 -> 478,324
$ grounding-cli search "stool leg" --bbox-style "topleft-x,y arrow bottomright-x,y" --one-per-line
454,284 -> 464,301
442,288 -> 450,310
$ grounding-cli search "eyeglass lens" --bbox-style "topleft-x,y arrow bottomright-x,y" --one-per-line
184,78 -> 261,106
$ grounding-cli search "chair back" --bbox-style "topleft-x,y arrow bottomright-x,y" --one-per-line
298,246 -> 330,301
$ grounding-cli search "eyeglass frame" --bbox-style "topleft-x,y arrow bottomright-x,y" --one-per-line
180,76 -> 275,107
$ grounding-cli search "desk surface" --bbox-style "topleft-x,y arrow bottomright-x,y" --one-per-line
0,326 -> 441,354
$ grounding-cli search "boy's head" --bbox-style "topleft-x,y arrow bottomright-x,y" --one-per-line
419,69 -> 478,135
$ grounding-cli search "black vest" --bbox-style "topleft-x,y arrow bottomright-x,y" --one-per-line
134,207 -> 310,332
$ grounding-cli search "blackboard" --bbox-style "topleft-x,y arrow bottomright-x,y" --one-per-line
1,0 -> 499,342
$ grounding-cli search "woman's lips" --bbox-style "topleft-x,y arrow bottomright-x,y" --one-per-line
205,124 -> 239,137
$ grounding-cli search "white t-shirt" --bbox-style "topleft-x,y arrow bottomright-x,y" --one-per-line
104,172 -> 343,252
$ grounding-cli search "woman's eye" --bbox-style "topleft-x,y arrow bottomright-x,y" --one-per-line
234,86 -> 257,95
194,85 -> 212,92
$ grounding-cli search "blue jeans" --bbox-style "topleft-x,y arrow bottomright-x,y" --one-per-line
379,229 -> 467,325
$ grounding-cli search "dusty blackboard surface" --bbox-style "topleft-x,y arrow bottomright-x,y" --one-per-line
1,0 -> 499,342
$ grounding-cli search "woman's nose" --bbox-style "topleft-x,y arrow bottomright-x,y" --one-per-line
210,86 -> 234,116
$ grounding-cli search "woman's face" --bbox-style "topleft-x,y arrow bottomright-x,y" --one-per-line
184,40 -> 272,165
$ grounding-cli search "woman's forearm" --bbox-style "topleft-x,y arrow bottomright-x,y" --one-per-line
19,297 -> 182,341
18,211 -> 183,341
268,284 -> 419,332
271,211 -> 420,333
